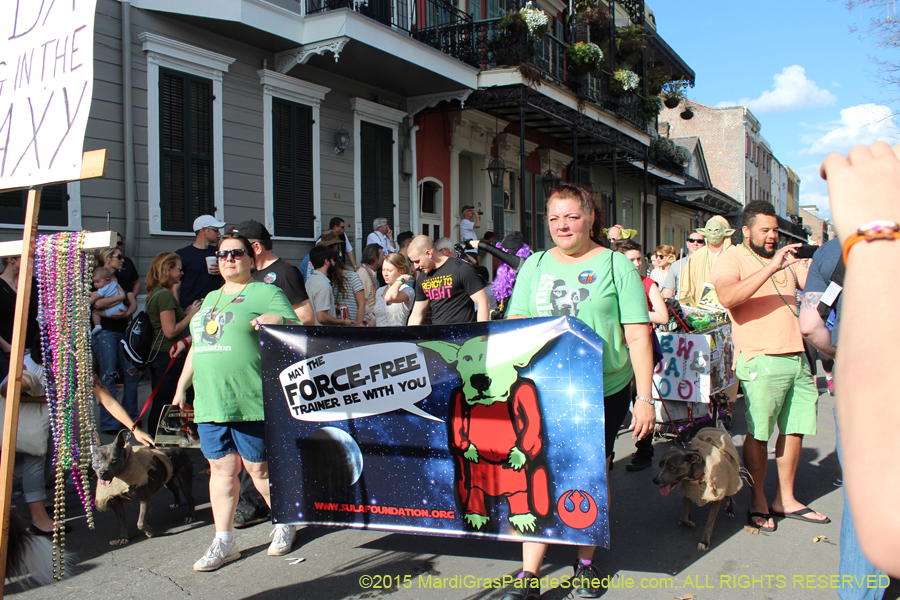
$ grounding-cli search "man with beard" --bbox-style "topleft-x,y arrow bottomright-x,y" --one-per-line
711,201 -> 828,533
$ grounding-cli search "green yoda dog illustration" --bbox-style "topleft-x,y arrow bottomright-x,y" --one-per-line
420,325 -> 560,533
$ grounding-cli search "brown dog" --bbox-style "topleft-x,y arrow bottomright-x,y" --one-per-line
653,427 -> 743,551
92,431 -> 195,545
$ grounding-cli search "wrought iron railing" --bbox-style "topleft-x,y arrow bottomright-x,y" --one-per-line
306,0 -> 411,31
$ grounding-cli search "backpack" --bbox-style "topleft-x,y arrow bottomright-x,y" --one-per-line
120,288 -> 166,370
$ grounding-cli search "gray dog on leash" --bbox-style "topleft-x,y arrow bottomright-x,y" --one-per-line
653,427 -> 743,551
91,430 -> 195,545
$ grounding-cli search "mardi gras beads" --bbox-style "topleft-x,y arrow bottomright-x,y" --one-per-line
34,232 -> 96,579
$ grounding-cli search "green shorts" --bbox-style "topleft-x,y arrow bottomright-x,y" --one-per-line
735,352 -> 818,441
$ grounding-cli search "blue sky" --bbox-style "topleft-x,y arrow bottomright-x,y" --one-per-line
651,0 -> 900,217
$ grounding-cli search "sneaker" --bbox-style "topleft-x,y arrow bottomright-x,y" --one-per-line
572,560 -> 604,598
625,453 -> 652,472
827,379 -> 835,396
193,538 -> 240,572
499,572 -> 540,600
234,504 -> 270,529
267,524 -> 296,556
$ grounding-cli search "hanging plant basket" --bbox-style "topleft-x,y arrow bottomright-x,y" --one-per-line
680,107 -> 694,120
664,96 -> 681,109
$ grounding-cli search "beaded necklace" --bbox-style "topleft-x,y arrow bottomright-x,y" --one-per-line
206,280 -> 251,335
35,231 -> 96,579
742,242 -> 799,317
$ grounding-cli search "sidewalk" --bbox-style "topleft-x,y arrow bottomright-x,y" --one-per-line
8,385 -> 894,599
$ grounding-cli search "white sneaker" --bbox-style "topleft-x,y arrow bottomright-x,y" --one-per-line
267,524 -> 296,556
193,537 -> 240,571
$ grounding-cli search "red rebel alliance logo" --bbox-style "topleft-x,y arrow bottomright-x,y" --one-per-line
556,490 -> 598,529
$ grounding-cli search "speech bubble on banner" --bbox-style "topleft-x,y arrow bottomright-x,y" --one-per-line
278,342 -> 438,422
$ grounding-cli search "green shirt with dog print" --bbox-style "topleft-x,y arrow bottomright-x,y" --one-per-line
189,281 -> 297,423
507,249 -> 650,396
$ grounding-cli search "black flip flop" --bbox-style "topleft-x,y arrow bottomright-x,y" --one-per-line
747,510 -> 776,532
770,507 -> 831,524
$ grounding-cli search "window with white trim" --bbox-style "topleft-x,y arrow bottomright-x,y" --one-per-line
0,182 -> 82,231
259,70 -> 329,240
141,33 -> 234,235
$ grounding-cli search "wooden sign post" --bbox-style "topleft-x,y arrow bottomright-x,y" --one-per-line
0,149 -> 108,594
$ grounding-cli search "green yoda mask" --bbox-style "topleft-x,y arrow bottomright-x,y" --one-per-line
695,217 -> 734,246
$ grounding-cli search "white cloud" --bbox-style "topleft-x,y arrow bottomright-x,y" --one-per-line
799,104 -> 900,155
715,100 -> 738,108
718,66 -> 837,114
831,81 -> 841,88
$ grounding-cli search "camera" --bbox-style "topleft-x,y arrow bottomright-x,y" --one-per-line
454,242 -> 469,255
792,245 -> 817,260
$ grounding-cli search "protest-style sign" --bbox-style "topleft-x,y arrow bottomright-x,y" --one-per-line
260,317 -> 612,547
0,0 -> 98,190
652,324 -> 736,403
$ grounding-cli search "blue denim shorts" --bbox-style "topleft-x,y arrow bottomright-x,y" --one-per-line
197,421 -> 267,463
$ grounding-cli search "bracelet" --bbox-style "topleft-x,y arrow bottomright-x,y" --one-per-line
635,395 -> 655,405
130,422 -> 138,432
842,220 -> 900,263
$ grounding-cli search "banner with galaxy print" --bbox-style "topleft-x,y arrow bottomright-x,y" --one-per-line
259,316 -> 611,547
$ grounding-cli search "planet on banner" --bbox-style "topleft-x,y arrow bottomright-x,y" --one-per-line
260,317 -> 612,547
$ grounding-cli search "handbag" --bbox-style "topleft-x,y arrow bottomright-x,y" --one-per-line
0,370 -> 51,456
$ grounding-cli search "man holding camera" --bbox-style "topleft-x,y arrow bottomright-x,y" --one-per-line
711,201 -> 828,533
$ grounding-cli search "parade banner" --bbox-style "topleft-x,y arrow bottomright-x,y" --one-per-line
652,324 -> 735,403
0,0 -> 97,189
260,317 -> 611,547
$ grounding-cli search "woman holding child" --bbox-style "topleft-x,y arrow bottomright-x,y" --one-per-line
91,247 -> 139,433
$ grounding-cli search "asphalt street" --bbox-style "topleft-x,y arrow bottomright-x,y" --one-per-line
6,375 -> 899,600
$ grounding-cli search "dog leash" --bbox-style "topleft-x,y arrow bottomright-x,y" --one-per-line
130,355 -> 178,439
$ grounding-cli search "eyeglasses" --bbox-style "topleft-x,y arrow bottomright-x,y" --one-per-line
687,238 -> 704,244
116,240 -> 124,247
111,254 -> 124,260
216,249 -> 247,261
206,227 -> 220,233
652,254 -> 664,259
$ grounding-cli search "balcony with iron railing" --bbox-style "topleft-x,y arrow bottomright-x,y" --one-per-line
415,17 -> 648,130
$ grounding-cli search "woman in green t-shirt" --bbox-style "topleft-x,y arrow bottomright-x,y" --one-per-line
502,183 -> 655,600
173,233 -> 299,572
144,252 -> 201,437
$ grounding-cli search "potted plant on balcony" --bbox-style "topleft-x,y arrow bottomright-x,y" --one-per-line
610,68 -> 640,97
492,2 -> 549,68
615,24 -> 647,56
573,0 -> 610,43
652,136 -> 692,165
566,42 -> 604,78
661,78 -> 689,109
641,95 -> 663,119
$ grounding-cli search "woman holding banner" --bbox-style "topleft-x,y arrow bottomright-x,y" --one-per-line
172,232 -> 298,572
502,183 -> 655,600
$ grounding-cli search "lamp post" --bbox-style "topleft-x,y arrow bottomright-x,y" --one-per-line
541,169 -> 559,196
484,155 -> 506,188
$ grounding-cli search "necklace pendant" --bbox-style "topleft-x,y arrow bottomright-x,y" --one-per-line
205,320 -> 219,335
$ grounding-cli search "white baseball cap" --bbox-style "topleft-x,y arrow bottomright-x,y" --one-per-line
192,215 -> 227,231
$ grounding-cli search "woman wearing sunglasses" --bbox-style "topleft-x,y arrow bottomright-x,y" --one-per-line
648,244 -> 676,287
92,247 -> 140,434
172,232 -> 299,572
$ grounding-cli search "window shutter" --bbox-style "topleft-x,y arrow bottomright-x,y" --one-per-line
0,184 -> 68,226
360,121 -> 394,240
491,182 -> 504,240
160,68 -> 213,232
272,98 -> 314,238
534,175 -> 545,250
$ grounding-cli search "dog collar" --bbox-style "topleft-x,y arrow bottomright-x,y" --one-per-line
685,473 -> 704,483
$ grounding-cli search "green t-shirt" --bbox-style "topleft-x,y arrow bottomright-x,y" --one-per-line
189,281 -> 297,423
507,249 -> 649,395
146,287 -> 185,353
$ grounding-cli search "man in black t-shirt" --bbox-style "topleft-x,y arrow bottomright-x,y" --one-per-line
407,235 -> 489,325
114,233 -> 141,296
175,215 -> 226,309
234,219 -> 315,325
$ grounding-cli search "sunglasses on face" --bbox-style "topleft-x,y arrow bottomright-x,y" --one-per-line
216,248 -> 247,261
206,227 -> 220,233
116,240 -> 124,246
111,254 -> 124,260
687,238 -> 704,244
